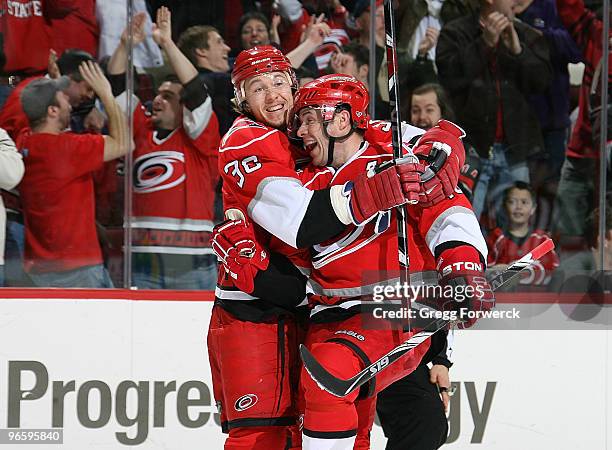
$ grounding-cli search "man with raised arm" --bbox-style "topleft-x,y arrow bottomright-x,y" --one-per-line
108,7 -> 221,289
18,61 -> 128,287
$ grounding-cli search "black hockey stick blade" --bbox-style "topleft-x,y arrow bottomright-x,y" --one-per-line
300,317 -> 446,397
300,238 -> 555,397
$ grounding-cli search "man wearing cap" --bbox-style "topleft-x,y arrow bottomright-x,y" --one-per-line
0,48 -> 99,287
17,62 -> 128,287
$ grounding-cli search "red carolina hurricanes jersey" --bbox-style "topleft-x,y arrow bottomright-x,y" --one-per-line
304,140 -> 487,317
218,117 -> 423,249
130,96 -> 220,256
216,115 -> 334,302
218,115 -> 334,249
487,228 -> 559,286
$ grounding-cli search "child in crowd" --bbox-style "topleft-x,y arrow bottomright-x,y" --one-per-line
487,181 -> 559,287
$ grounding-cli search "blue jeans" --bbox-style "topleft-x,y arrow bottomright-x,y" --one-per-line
472,143 -> 530,224
0,85 -> 14,110
28,264 -> 114,288
553,157 -> 596,238
131,253 -> 218,290
4,218 -> 28,286
0,265 -> 4,287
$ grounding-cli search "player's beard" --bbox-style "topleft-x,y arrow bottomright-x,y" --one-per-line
261,107 -> 289,130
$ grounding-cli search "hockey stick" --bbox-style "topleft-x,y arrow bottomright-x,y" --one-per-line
384,0 -> 415,331
300,238 -> 555,397
383,0 -> 448,329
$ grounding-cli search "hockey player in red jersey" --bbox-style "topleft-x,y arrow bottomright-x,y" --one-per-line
210,46 -> 428,450
212,71 -> 492,450
289,76 -> 489,450
209,45 -> 473,449
107,7 -> 221,289
211,45 -> 408,450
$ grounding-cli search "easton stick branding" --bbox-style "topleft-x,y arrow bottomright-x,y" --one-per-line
300,238 -> 556,398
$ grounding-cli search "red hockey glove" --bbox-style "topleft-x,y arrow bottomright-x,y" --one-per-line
437,245 -> 495,329
210,218 -> 269,293
395,161 -> 428,204
413,120 -> 466,207
346,161 -> 407,225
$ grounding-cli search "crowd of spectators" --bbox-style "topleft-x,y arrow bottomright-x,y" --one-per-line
0,0 -> 609,290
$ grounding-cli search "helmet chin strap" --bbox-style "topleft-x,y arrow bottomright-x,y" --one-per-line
323,122 -> 359,167
326,135 -> 336,167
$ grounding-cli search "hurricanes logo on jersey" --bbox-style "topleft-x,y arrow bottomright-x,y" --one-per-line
134,151 -> 186,194
234,394 -> 258,412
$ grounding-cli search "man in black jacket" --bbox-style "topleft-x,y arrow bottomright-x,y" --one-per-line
436,0 -> 552,222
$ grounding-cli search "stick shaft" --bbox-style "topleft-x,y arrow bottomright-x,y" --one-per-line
384,0 -> 413,330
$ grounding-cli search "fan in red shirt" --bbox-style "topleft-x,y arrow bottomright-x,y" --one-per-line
17,62 -> 128,287
0,49 -> 100,286
49,0 -> 99,59
487,181 -> 559,287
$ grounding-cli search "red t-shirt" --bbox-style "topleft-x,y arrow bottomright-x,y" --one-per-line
18,131 -> 105,273
50,0 -> 98,58
0,0 -> 50,74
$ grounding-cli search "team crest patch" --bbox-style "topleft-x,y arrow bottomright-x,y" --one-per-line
133,151 -> 185,193
234,394 -> 258,412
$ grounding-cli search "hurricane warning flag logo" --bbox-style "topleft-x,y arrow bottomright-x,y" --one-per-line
134,151 -> 185,194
